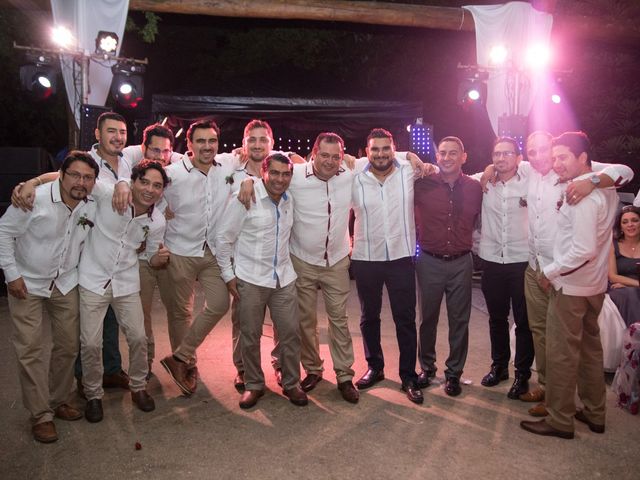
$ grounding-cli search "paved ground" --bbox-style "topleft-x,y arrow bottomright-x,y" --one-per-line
0,283 -> 637,480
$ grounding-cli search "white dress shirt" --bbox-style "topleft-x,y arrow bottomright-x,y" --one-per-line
78,182 -> 166,297
216,181 -> 296,288
0,181 -> 96,297
289,161 -> 353,267
162,153 -> 237,257
351,159 -> 416,261
543,172 -> 618,296
476,167 -> 530,263
89,144 -> 132,185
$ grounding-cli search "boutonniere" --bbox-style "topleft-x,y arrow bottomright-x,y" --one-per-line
519,197 -> 527,208
142,225 -> 150,240
556,193 -> 564,211
225,173 -> 235,185
77,214 -> 94,229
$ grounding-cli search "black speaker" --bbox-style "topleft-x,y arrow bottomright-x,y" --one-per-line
80,104 -> 111,151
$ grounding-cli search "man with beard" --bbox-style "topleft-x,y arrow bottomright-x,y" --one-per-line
80,161 -> 169,422
351,128 -> 423,404
0,152 -> 99,442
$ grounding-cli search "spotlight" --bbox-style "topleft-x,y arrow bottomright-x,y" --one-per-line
489,45 -> 508,65
110,62 -> 145,108
525,44 -> 551,70
95,31 -> 119,55
551,94 -> 561,104
51,25 -> 74,49
457,70 -> 488,106
19,53 -> 57,101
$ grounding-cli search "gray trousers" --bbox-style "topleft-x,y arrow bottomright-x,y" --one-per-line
237,278 -> 301,391
415,252 -> 473,379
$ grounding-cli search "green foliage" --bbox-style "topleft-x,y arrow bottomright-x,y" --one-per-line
126,12 -> 161,44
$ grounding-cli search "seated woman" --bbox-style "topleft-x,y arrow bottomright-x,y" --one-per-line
608,205 -> 640,327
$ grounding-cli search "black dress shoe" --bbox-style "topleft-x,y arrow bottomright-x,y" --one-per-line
444,377 -> 462,397
416,369 -> 435,389
481,366 -> 509,387
131,390 -> 156,412
234,372 -> 245,393
85,399 -> 103,423
239,389 -> 264,409
520,419 -> 574,439
355,369 -> 385,390
401,382 -> 424,404
300,373 -> 323,392
283,386 -> 308,406
337,381 -> 359,404
507,372 -> 530,399
575,410 -> 605,433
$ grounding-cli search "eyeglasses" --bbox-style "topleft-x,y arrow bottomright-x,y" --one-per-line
65,171 -> 96,183
148,147 -> 172,156
492,151 -> 517,159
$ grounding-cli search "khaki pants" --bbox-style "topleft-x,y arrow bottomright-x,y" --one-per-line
79,286 -> 148,400
545,288 -> 606,432
158,247 -> 230,363
139,260 -> 169,363
8,286 -> 79,425
524,265 -> 549,385
237,279 -> 300,391
291,255 -> 354,382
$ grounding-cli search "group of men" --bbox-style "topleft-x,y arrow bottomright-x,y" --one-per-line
1,111 -> 632,443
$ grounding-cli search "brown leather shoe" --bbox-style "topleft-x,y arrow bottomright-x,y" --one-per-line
234,372 -> 245,393
283,386 -> 308,406
239,389 -> 265,409
186,366 -> 198,393
337,381 -> 360,404
102,370 -> 130,389
32,421 -> 58,443
54,404 -> 83,421
131,390 -> 156,412
160,355 -> 193,395
274,368 -> 283,387
528,402 -> 548,417
520,387 -> 545,403
520,419 -> 573,439
300,373 -> 323,392
575,410 -> 605,433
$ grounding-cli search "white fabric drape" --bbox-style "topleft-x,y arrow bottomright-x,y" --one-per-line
50,0 -> 129,127
463,2 -> 553,135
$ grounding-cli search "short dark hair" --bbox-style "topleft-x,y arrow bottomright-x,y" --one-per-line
61,150 -> 99,178
493,136 -> 521,155
244,119 -> 273,139
131,160 -> 170,188
366,128 -> 394,145
97,112 -> 126,130
312,132 -> 344,157
438,136 -> 465,152
615,205 -> 640,240
186,120 -> 220,143
261,153 -> 292,172
143,124 -> 174,148
552,131 -> 592,165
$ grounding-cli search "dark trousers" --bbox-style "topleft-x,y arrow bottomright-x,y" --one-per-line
480,260 -> 533,375
75,305 -> 122,377
352,257 -> 418,384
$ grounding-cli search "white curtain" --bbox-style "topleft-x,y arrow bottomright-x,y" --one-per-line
463,2 -> 553,135
50,0 -> 129,127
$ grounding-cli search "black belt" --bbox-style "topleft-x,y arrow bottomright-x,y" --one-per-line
421,249 -> 470,261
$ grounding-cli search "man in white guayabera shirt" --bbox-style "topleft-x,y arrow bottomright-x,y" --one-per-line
80,161 -> 169,424
0,151 -> 99,443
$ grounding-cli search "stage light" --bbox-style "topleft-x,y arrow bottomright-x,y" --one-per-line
110,62 -> 145,108
51,25 -> 74,49
95,31 -> 119,55
457,70 -> 488,106
551,94 -> 561,104
467,89 -> 481,101
489,45 -> 508,65
525,44 -> 551,70
19,53 -> 57,101
409,119 -> 433,159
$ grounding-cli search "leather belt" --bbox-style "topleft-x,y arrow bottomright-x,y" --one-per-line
421,249 -> 470,261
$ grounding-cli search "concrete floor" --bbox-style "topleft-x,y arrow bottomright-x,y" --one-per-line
0,282 -> 637,480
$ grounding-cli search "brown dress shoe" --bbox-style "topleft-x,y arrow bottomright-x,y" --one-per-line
103,370 -> 130,389
575,410 -> 605,433
337,381 -> 360,404
239,389 -> 265,409
300,373 -> 323,392
528,402 -> 548,417
131,390 -> 156,412
520,387 -> 545,403
54,404 -> 83,421
186,366 -> 198,393
32,421 -> 58,443
520,419 -> 574,439
274,368 -> 283,387
234,372 -> 246,393
160,355 -> 193,395
283,386 -> 308,406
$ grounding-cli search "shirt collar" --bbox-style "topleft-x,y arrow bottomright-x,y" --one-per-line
256,180 -> 288,203
305,160 -> 346,181
362,158 -> 401,174
130,203 -> 155,219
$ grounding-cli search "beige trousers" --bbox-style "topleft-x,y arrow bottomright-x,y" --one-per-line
139,260 -> 170,363
524,265 -> 550,386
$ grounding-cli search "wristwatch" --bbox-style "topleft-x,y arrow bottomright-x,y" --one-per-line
590,174 -> 601,186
